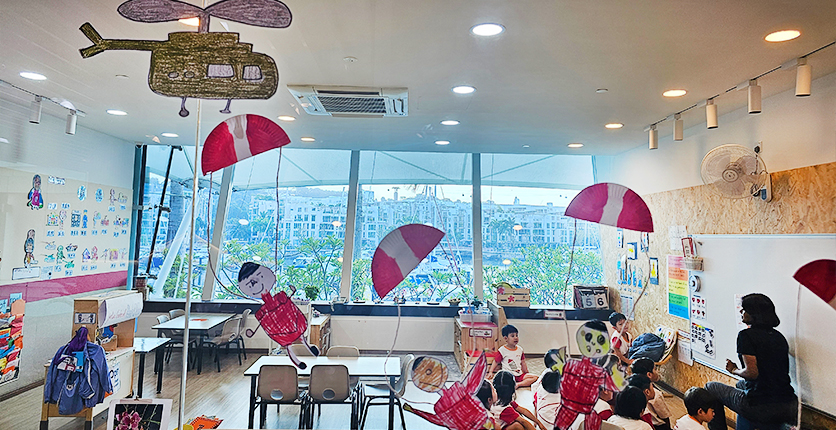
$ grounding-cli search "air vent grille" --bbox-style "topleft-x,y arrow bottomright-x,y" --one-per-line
318,96 -> 387,114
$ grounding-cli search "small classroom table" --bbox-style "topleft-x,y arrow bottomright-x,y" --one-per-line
133,337 -> 170,397
244,356 -> 401,430
151,313 -> 235,374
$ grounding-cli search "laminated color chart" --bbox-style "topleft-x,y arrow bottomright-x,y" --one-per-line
666,255 -> 689,319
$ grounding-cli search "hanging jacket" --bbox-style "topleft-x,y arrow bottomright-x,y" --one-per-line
627,332 -> 666,362
44,341 -> 112,415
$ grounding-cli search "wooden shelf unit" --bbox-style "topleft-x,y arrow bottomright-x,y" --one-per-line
453,318 -> 498,372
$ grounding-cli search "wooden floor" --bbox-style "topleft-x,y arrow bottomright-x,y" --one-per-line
1,350 -> 688,430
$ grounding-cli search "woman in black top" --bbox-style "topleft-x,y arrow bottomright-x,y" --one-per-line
705,293 -> 797,430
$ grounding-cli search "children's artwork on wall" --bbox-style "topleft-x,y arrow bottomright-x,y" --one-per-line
238,262 -> 319,368
77,185 -> 86,201
616,228 -> 623,248
794,259 -> 836,312
95,188 -> 103,202
79,0 -> 292,117
565,183 -> 653,233
372,224 -> 445,299
23,229 -> 37,268
201,114 -> 290,174
649,257 -> 659,285
403,353 -> 493,430
626,242 -> 637,260
107,398 -> 172,430
27,174 -> 44,210
640,232 -> 649,252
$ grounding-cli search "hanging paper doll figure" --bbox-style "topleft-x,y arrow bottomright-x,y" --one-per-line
403,353 -> 495,430
238,262 -> 318,368
28,174 -> 44,210
23,229 -> 37,267
553,320 -> 620,430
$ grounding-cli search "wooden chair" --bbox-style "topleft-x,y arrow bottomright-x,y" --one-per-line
256,365 -> 306,429
305,364 -> 359,429
359,354 -> 413,430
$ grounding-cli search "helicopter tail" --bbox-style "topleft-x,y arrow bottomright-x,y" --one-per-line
78,22 -> 159,58
79,23 -> 107,58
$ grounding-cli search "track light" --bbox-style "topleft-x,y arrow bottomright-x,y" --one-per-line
796,58 -> 811,97
65,110 -> 77,135
29,96 -> 42,124
705,99 -> 718,129
748,80 -> 762,114
648,125 -> 658,150
673,114 -> 683,141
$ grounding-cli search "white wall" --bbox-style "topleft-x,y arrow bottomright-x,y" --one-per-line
0,96 -> 134,397
595,72 -> 836,195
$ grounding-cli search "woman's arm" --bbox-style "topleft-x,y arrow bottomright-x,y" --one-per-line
725,354 -> 759,380
515,405 -> 547,430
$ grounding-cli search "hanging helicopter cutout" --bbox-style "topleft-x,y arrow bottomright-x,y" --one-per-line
78,0 -> 291,117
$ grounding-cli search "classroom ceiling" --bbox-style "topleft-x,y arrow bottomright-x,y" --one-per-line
1,0 -> 835,156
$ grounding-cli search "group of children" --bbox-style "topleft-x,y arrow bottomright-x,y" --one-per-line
476,319 -> 719,430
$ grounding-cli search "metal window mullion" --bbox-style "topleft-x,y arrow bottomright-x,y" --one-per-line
472,153 -> 484,300
203,165 -> 235,301
339,150 -> 361,299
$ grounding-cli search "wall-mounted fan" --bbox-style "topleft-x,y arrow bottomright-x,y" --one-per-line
700,143 -> 772,201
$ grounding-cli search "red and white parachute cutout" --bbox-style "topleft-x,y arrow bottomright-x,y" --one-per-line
565,182 -> 654,233
201,114 -> 290,175
372,224 -> 445,298
794,259 -> 836,311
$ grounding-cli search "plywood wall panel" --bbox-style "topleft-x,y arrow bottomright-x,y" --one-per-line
600,162 -> 836,424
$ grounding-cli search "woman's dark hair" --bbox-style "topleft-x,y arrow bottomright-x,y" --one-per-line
741,293 -> 780,328
541,370 -> 561,394
609,312 -> 627,326
476,380 -> 493,409
613,386 -> 648,420
492,371 -> 516,406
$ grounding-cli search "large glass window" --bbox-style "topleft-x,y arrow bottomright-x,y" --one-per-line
351,152 -> 473,302
211,149 -> 351,301
480,154 -> 603,305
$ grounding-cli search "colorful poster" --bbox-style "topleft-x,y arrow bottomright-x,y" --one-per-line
649,257 -> 659,285
690,293 -> 707,321
667,255 -> 689,319
690,320 -> 716,359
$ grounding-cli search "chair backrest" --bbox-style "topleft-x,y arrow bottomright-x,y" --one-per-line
289,343 -> 316,357
309,364 -> 350,402
239,308 -> 252,335
219,317 -> 241,342
258,365 -> 299,402
393,354 -> 415,395
157,314 -> 170,324
169,309 -> 186,319
326,346 -> 360,357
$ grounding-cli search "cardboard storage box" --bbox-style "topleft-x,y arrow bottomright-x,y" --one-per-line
496,285 -> 530,307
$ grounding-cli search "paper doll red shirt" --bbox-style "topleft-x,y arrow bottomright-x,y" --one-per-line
254,290 -> 308,346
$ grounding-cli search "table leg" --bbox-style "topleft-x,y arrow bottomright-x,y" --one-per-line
155,346 -> 165,393
137,353 -> 146,398
388,375 -> 395,430
197,333 -> 204,375
248,375 -> 257,429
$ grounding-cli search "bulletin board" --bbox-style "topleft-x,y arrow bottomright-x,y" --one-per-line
690,234 -> 836,417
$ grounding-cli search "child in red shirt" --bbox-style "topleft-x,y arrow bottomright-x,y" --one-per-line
490,371 -> 546,430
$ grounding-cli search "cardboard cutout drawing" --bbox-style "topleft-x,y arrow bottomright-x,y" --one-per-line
794,259 -> 836,311
403,353 -> 494,430
565,183 -> 653,233
79,0 -> 291,116
238,262 -> 318,368
23,230 -> 37,267
372,224 -> 445,298
201,114 -> 290,175
28,174 -> 44,210
553,321 -> 620,430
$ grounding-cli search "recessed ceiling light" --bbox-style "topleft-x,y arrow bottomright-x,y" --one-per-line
178,17 -> 200,27
0,137 -> 9,144
663,89 -> 687,97
470,23 -> 505,37
300,137 -> 315,142
765,30 -> 800,42
435,140 -> 450,145
252,255 -> 262,261
522,145 -> 530,148
278,115 -> 296,122
332,220 -> 342,227
513,224 -> 523,231
596,88 -> 608,93
605,123 -> 624,129
115,74 -> 129,79
567,143 -> 584,148
502,259 -> 512,265
161,133 -> 178,138
440,120 -> 460,126
19,71 -> 47,81
107,109 -> 127,116
238,219 -> 249,225
452,85 -> 476,95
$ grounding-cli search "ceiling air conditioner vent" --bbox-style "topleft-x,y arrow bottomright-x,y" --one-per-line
287,85 -> 408,117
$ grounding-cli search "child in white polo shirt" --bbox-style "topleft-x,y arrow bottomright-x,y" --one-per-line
488,325 -> 538,388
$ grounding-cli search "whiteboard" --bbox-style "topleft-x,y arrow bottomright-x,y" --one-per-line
691,234 -> 836,416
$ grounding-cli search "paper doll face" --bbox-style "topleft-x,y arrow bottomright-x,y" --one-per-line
576,324 -> 610,358
411,356 -> 448,393
33,175 -> 41,189
239,264 -> 277,298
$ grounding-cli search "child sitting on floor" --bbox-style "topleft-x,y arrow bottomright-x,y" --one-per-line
631,357 -> 672,430
607,386 -> 653,430
532,348 -> 563,425
673,387 -> 715,430
626,374 -> 662,428
489,324 -> 538,388
609,312 -> 634,366
491,371 -> 546,430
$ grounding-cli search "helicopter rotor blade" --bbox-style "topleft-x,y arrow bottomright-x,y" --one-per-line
205,0 -> 292,29
117,0 -> 207,23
